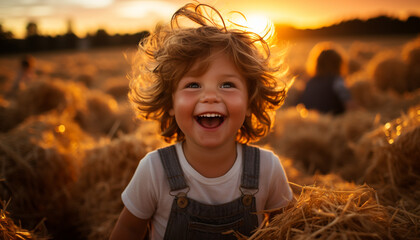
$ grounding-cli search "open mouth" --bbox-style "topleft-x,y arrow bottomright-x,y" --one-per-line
195,113 -> 225,129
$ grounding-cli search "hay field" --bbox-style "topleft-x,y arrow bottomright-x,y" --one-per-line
1,35 -> 419,239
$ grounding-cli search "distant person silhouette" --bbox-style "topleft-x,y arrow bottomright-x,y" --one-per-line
9,55 -> 36,95
298,42 -> 354,115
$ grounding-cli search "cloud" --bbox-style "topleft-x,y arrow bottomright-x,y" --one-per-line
0,0 -> 114,8
115,1 -> 177,19
68,0 -> 114,8
0,5 -> 54,17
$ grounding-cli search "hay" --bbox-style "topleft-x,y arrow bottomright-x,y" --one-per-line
356,106 -> 420,208
16,79 -> 70,116
71,121 -> 165,240
101,76 -> 130,102
0,198 -> 49,240
348,41 -> 381,62
248,184 -> 392,240
368,52 -> 408,94
74,89 -> 136,137
1,79 -> 87,132
402,37 -> 420,92
0,112 -> 93,237
264,107 -> 376,179
350,80 -> 420,122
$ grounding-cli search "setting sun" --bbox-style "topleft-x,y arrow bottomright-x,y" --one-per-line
247,14 -> 275,38
229,13 -> 275,41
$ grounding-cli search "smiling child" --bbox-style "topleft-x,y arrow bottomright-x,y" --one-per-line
110,3 -> 293,240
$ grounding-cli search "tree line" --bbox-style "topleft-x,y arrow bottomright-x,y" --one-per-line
276,15 -> 420,39
0,21 -> 150,54
1,15 -> 419,54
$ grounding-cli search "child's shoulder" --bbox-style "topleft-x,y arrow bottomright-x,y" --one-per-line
137,147 -> 166,169
143,143 -> 181,166
245,144 -> 278,162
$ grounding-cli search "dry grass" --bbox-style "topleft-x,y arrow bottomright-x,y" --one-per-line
248,184 -> 391,240
0,195 -> 49,239
72,122 -> 165,239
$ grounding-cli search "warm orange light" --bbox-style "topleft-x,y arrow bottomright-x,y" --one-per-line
296,104 -> 308,118
56,124 -> 66,133
246,14 -> 275,39
229,13 -> 275,42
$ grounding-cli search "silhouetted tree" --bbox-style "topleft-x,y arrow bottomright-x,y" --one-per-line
25,21 -> 49,52
26,21 -> 38,37
0,24 -> 17,53
91,29 -> 110,47
0,24 -> 14,39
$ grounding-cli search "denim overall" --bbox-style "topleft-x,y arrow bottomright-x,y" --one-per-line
157,145 -> 260,240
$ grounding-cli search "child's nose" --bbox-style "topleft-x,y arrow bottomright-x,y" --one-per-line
200,88 -> 220,103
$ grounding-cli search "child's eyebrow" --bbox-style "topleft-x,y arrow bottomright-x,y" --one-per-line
182,73 -> 243,79
219,73 -> 243,80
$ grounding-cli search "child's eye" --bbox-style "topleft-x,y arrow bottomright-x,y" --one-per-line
186,82 -> 200,88
221,82 -> 235,88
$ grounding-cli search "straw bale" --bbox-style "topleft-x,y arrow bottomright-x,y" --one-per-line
347,41 -> 380,75
0,112 -> 92,236
16,79 -> 68,115
0,100 -> 22,133
74,90 -> 122,137
356,106 -> 420,205
101,76 -> 130,102
350,79 -> 420,122
264,108 -> 331,174
1,79 -> 68,131
348,58 -> 362,74
349,41 -> 381,62
265,107 -> 375,179
349,79 -> 387,110
112,103 -> 139,137
76,74 -> 95,88
368,52 -> 408,94
347,106 -> 420,238
402,37 -> 420,92
1,79 -> 87,132
247,184 -> 392,240
72,121 -> 165,240
73,89 -> 137,138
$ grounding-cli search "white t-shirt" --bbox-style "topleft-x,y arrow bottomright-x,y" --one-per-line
122,142 -> 293,240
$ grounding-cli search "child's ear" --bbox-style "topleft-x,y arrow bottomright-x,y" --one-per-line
169,108 -> 175,116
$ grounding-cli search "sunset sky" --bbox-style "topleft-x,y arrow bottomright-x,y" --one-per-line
1,0 -> 419,39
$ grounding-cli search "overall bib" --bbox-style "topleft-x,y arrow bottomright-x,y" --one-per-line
157,144 -> 260,240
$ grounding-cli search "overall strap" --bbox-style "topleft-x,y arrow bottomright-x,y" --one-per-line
241,145 -> 260,190
158,145 -> 188,191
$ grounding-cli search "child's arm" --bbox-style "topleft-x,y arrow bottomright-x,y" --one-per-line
110,207 -> 150,240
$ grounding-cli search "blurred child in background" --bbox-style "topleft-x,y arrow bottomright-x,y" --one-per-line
298,42 -> 355,115
10,55 -> 36,95
110,3 -> 293,240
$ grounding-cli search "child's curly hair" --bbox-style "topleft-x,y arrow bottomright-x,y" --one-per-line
129,3 -> 287,143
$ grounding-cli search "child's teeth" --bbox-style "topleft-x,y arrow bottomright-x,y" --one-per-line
200,113 -> 221,117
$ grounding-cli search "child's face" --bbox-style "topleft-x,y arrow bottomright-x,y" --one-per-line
170,52 -> 250,149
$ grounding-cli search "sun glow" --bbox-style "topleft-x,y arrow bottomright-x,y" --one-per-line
230,13 -> 275,42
